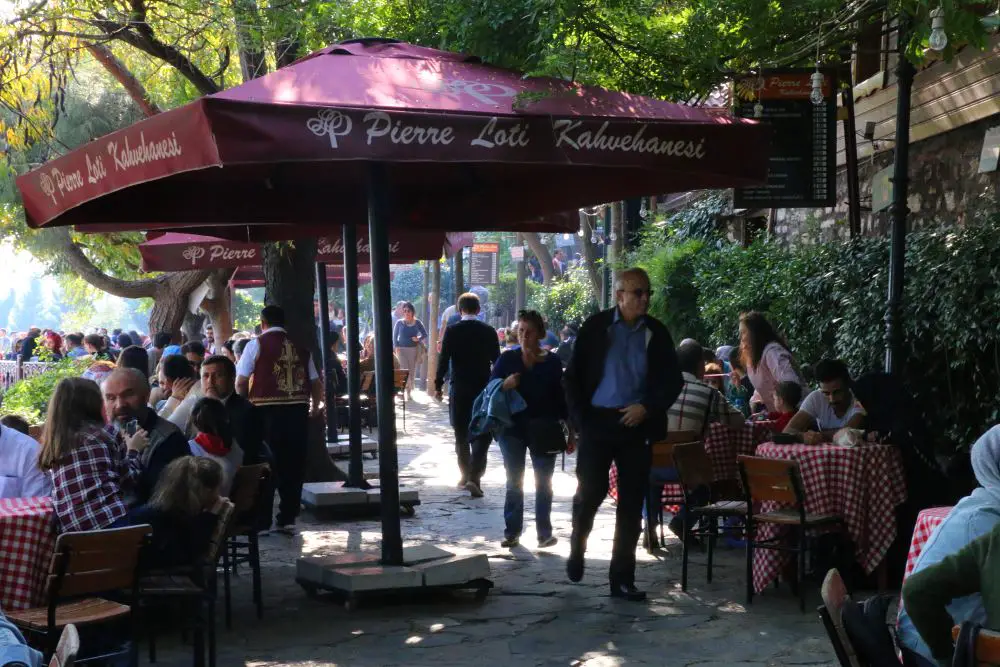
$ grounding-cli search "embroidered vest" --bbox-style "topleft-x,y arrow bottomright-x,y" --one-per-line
249,331 -> 310,405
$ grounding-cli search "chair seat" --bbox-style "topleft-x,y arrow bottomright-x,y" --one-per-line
754,509 -> 842,526
697,500 -> 748,515
8,598 -> 130,630
140,574 -> 205,597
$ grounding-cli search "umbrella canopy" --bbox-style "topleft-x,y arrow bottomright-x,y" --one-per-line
138,229 -> 451,271
17,39 -> 768,233
231,265 -> 375,288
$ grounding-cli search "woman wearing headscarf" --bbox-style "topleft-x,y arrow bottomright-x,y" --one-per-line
897,426 -> 1000,666
738,312 -> 805,414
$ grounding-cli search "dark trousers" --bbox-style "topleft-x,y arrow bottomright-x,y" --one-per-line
258,402 -> 309,526
450,387 -> 491,484
571,408 -> 650,585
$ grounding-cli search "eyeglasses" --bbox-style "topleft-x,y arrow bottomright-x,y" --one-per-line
618,288 -> 650,298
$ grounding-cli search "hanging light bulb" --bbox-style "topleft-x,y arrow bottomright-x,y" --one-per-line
753,101 -> 764,118
809,67 -> 825,106
929,6 -> 948,51
577,227 -> 585,237
609,228 -> 617,242
639,200 -> 648,220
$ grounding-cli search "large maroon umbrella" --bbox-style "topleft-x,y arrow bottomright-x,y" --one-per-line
231,265 -> 376,288
16,38 -> 769,566
138,230 -> 452,271
17,40 -> 767,232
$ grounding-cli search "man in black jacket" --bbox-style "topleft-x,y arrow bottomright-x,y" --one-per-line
434,292 -> 500,498
563,267 -> 683,601
201,355 -> 266,465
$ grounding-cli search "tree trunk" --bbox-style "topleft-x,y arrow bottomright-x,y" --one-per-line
200,269 -> 234,343
85,43 -> 162,116
515,233 -> 526,311
453,251 -> 464,295
147,270 -> 211,342
182,312 -> 206,342
580,211 -> 603,305
263,241 -> 318,359
610,202 -> 625,291
232,0 -> 269,82
523,233 -> 555,284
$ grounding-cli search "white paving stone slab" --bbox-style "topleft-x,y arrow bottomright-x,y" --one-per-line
325,565 -> 423,592
365,487 -> 419,504
412,554 -> 491,587
301,482 -> 368,507
297,553 -> 380,585
402,544 -> 452,565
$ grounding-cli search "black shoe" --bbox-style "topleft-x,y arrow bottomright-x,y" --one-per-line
609,583 -> 647,602
566,551 -> 584,583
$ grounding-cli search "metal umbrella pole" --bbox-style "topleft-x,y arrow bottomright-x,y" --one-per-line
367,163 -> 403,566
315,262 -> 338,443
342,223 -> 366,488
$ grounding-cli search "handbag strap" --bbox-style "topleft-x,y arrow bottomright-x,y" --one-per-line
700,387 -> 716,439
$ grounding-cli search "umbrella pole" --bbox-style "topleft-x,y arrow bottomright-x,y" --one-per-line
368,163 -> 404,566
343,223 -> 366,488
315,262 -> 338,443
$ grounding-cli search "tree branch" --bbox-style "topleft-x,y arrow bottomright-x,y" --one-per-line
48,227 -> 166,299
84,42 -> 161,116
523,233 -> 555,285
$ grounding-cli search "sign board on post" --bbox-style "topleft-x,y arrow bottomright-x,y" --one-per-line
979,126 -> 1000,173
871,165 -> 894,213
510,245 -> 524,262
469,242 -> 500,285
733,68 -> 838,209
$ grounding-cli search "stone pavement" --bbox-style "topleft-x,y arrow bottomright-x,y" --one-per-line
154,395 -> 838,667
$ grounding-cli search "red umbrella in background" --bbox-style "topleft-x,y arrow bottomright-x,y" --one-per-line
17,38 -> 771,567
138,230 -> 452,271
231,265 -> 376,288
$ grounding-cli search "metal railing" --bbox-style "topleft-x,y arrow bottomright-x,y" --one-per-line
0,360 -> 54,391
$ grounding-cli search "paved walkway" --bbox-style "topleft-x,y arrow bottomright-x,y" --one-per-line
156,395 -> 837,667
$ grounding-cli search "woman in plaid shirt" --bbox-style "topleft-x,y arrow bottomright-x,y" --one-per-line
38,378 -> 149,533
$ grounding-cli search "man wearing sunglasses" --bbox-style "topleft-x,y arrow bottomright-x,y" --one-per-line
564,267 -> 683,601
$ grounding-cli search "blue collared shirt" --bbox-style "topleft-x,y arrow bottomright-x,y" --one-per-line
590,310 -> 648,408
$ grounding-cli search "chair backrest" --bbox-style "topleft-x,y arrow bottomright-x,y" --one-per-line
738,455 -> 803,505
360,372 -> 374,392
664,430 -> 701,445
650,430 -> 702,468
672,442 -> 714,491
49,624 -> 79,667
818,569 -> 861,667
228,464 -> 270,516
203,499 -> 236,565
47,525 -> 152,600
393,369 -> 409,391
952,625 -> 1000,666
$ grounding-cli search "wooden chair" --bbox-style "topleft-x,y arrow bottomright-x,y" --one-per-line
816,569 -> 861,667
222,464 -> 271,629
141,499 -> 234,667
645,430 -> 700,550
738,455 -> 844,612
7,524 -> 151,665
393,369 -> 410,431
48,624 -> 79,667
672,442 -> 747,591
952,624 -> 1000,667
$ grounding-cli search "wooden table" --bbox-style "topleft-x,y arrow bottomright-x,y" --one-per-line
751,442 -> 907,593
0,496 -> 54,609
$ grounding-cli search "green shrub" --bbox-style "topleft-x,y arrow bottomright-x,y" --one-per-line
529,265 -> 598,331
628,228 -> 705,341
1,358 -> 90,424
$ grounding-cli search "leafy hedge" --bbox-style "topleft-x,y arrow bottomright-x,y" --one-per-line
1,358 -> 90,424
529,265 -> 599,331
629,218 -> 1000,454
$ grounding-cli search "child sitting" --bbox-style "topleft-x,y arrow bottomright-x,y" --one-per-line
188,398 -> 243,495
770,380 -> 803,433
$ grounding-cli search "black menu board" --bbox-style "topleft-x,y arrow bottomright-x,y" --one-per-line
733,68 -> 837,209
469,242 -> 499,285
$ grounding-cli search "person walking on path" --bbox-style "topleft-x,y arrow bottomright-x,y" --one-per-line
434,293 -> 500,498
236,305 -> 323,535
491,309 -> 572,549
392,302 -> 427,402
564,267 -> 683,601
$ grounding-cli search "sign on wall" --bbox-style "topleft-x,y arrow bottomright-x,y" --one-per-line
509,245 -> 525,262
978,126 -> 1000,173
871,165 -> 894,213
470,242 -> 500,285
733,68 -> 838,209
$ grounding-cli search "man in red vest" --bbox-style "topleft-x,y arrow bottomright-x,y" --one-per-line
236,305 -> 323,535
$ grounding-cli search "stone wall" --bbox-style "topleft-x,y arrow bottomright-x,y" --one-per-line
772,111 -> 1000,243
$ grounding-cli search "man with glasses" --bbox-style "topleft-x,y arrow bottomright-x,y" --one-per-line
783,358 -> 866,445
564,267 -> 683,601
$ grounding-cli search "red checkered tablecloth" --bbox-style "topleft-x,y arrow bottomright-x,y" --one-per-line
751,443 -> 907,594
0,496 -> 55,610
902,506 -> 952,581
608,421 -> 773,507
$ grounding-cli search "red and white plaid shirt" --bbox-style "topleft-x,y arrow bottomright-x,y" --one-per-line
48,422 -> 142,533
